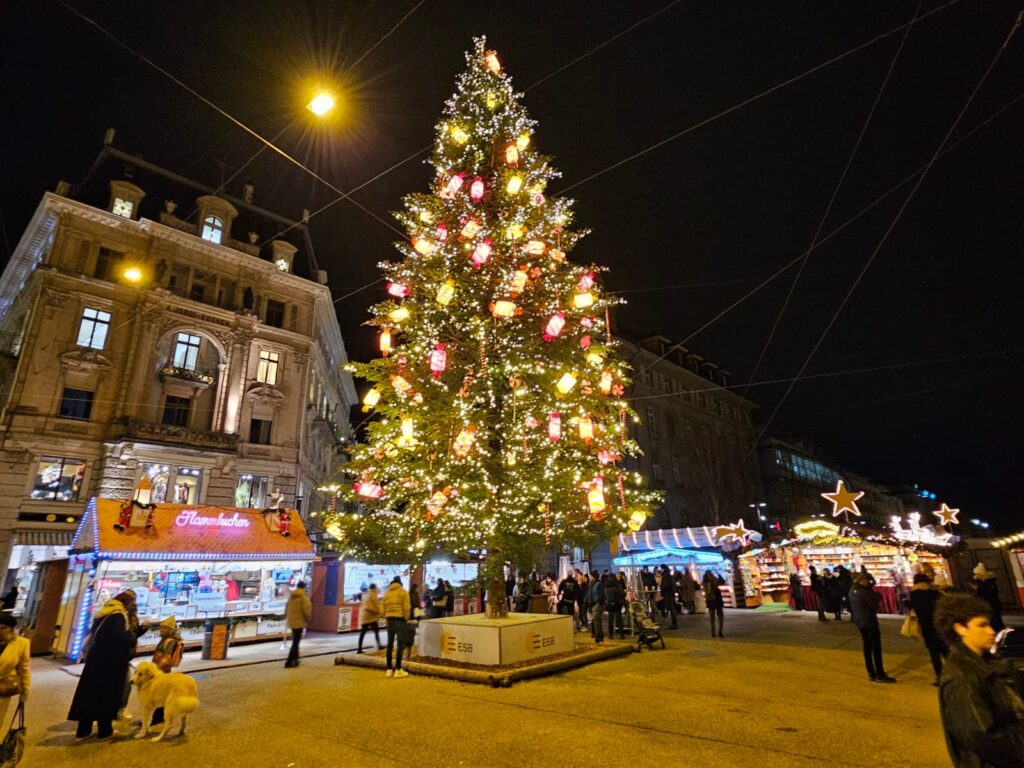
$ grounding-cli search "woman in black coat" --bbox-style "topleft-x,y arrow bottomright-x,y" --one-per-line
909,573 -> 948,684
68,594 -> 136,740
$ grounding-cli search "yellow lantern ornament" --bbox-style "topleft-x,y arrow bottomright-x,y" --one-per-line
452,425 -> 477,458
389,306 -> 410,323
436,280 -> 455,306
627,510 -> 647,532
587,476 -> 606,521
599,369 -> 613,394
361,388 -> 381,412
451,126 -> 469,145
491,299 -> 518,318
516,133 -> 530,152
510,269 -> 529,295
578,415 -> 594,444
394,415 -> 416,448
556,372 -> 577,394
506,175 -> 523,195
484,50 -> 501,75
573,291 -> 595,309
505,144 -> 519,166
412,236 -> 433,255
379,327 -> 392,357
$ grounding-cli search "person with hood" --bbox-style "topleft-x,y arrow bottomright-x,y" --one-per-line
589,574 -> 605,643
284,580 -> 312,668
557,572 -> 579,623
909,572 -> 947,685
789,571 -> 805,611
444,580 -> 455,615
825,568 -> 844,621
660,565 -> 678,629
809,565 -> 828,622
381,576 -> 411,678
836,565 -> 853,617
703,568 -> 726,638
1,585 -> 18,612
0,614 -> 30,739
679,568 -> 697,615
358,583 -> 382,653
848,572 -> 895,683
972,563 -> 1005,633
430,578 -> 447,619
68,592 -> 136,740
934,592 -> 1024,767
605,572 -> 625,639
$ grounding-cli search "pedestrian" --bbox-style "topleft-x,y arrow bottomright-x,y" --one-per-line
557,572 -> 578,624
848,572 -> 895,683
358,583 -> 382,653
660,565 -> 678,629
149,616 -> 183,726
934,592 -> 1024,767
836,565 -> 853,617
68,592 -> 136,741
605,573 -> 625,639
789,571 -> 804,611
589,574 -> 605,643
703,568 -> 726,638
541,573 -> 558,613
679,568 -> 697,614
382,576 -> 411,678
909,573 -> 947,686
809,565 -> 828,622
409,582 -> 421,619
504,573 -> 516,611
430,578 -> 447,618
971,563 -> 1005,633
825,568 -> 844,621
1,586 -> 18,612
0,614 -> 30,740
444,580 -> 455,616
575,570 -> 589,631
284,580 -> 312,668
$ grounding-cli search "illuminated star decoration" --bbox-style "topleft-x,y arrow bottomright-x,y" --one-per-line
713,519 -> 753,545
821,480 -> 864,518
932,503 -> 960,527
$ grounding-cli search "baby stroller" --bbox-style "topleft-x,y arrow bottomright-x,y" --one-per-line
628,600 -> 664,651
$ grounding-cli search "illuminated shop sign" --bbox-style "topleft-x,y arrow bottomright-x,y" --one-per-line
174,509 -> 251,529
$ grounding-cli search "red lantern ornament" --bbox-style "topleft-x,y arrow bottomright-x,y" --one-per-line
387,281 -> 409,298
484,50 -> 501,75
580,335 -> 592,349
548,412 -> 562,442
436,223 -> 448,241
471,238 -> 492,268
429,343 -> 447,379
597,448 -> 620,465
505,144 -> 519,166
525,415 -> 539,428
354,480 -> 384,499
442,173 -> 465,199
577,271 -> 595,292
543,313 -> 566,341
470,176 -> 485,202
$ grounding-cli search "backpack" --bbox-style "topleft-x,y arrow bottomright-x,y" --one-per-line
154,638 -> 185,672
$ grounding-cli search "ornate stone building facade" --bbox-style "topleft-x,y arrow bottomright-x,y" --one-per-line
0,144 -> 356,571
619,335 -> 761,529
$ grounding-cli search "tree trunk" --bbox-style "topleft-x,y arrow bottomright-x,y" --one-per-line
486,571 -> 508,618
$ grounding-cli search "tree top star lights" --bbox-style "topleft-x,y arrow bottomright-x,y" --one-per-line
327,38 -> 661,565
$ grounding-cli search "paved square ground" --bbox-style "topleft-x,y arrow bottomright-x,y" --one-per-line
18,609 -> 957,767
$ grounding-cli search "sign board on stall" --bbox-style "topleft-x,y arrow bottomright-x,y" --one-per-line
337,606 -> 353,632
193,592 -> 227,614
258,617 -> 287,637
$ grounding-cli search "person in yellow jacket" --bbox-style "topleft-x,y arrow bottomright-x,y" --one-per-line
358,584 -> 382,654
381,577 -> 411,678
0,614 -> 30,738
284,581 -> 312,669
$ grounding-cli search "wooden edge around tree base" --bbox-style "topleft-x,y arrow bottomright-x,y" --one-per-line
334,643 -> 634,686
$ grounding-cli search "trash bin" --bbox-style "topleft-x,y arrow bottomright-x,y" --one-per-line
201,617 -> 231,660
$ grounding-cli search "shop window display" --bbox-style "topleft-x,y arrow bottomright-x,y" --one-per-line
236,474 -> 269,509
30,456 -> 85,501
140,463 -> 203,504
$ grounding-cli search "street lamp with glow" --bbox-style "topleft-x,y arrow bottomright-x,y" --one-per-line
307,92 -> 336,117
122,265 -> 144,284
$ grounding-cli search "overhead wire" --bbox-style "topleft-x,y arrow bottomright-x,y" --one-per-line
625,347 -> 1024,402
554,0 -> 961,198
751,11 -> 1023,449
630,87 -> 1024,372
741,0 -> 922,396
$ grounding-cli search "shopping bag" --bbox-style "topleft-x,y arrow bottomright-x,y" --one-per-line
900,613 -> 920,639
0,701 -> 25,767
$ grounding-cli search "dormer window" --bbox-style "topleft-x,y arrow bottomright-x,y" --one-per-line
201,216 -> 224,244
112,197 -> 134,218
107,180 -> 145,221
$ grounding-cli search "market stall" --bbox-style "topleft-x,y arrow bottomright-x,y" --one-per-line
738,519 -> 955,612
54,497 -> 315,660
309,558 -> 482,633
615,529 -> 738,609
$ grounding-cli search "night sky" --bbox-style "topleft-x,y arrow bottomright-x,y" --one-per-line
3,2 -> 1022,528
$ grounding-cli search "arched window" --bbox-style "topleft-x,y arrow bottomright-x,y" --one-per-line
201,215 -> 224,244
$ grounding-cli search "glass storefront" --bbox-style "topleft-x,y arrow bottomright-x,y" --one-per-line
235,474 -> 269,508
30,456 -> 85,501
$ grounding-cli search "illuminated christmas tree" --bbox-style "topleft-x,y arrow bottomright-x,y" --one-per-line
328,38 -> 660,616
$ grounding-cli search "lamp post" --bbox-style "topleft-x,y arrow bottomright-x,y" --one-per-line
748,502 -> 768,533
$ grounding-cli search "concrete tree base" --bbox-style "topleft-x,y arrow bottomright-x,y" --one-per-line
418,613 -> 573,666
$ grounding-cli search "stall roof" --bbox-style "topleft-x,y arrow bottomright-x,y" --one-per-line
71,498 -> 315,561
618,528 -> 725,552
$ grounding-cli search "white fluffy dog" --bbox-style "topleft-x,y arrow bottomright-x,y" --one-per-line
130,661 -> 200,742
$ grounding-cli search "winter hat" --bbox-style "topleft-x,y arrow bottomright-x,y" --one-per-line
391,576 -> 403,586
159,616 -> 177,631
973,563 -> 992,578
